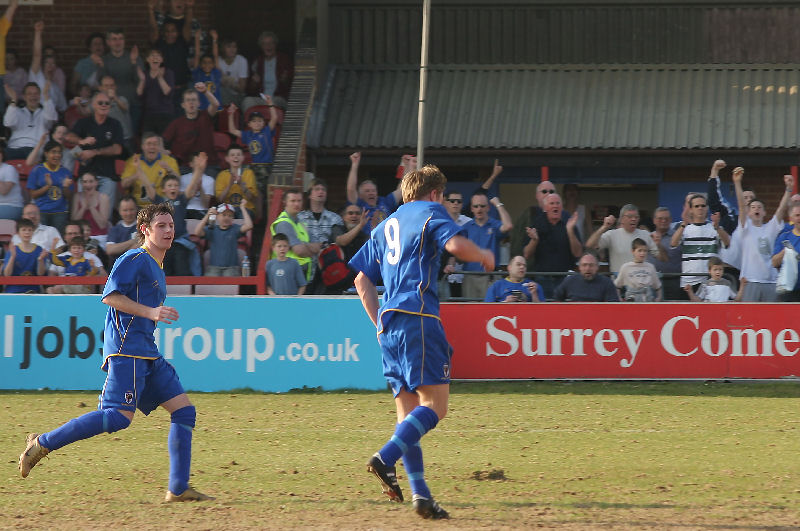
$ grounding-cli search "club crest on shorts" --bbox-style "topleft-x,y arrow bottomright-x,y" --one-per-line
124,391 -> 134,404
442,364 -> 450,379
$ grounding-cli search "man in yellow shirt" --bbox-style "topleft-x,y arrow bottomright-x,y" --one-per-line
120,133 -> 180,207
215,144 -> 258,218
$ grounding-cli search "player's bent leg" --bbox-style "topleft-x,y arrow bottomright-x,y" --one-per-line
20,409 -> 132,478
162,395 -> 214,502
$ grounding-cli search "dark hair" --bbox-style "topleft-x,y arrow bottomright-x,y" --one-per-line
16,218 -> 35,231
68,236 -> 86,248
118,195 -> 137,207
105,28 -> 124,39
631,238 -> 647,250
580,249 -> 600,262
85,32 -> 105,50
43,140 -> 62,154
199,53 -> 215,63
136,203 -> 174,245
308,178 -> 327,191
226,144 -> 244,155
284,188 -> 303,201
22,82 -> 40,94
272,233 -> 289,244
161,174 -> 180,186
707,256 -> 724,269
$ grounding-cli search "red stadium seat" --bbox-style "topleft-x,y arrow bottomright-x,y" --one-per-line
217,104 -> 240,134
64,104 -> 85,130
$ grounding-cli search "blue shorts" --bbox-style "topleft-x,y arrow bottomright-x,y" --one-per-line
379,312 -> 453,396
98,356 -> 185,415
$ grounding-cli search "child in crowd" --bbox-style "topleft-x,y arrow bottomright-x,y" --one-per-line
194,200 -> 253,276
614,238 -> 663,301
214,145 -> 258,218
484,255 -> 543,302
191,30 -> 221,111
227,96 -> 278,193
47,236 -> 99,294
26,123 -> 79,175
265,233 -> 306,295
181,151 -> 215,219
27,140 -> 73,234
137,48 -> 175,135
684,256 -> 744,302
3,218 -> 47,293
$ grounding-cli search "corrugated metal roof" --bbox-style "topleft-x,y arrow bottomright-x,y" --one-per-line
316,64 -> 800,150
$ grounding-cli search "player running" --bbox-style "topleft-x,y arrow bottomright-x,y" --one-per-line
350,164 -> 494,519
18,202 -> 213,502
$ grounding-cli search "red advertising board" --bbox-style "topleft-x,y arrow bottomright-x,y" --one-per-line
441,303 -> 800,379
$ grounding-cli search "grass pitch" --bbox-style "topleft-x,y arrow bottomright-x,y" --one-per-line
3,381 -> 800,529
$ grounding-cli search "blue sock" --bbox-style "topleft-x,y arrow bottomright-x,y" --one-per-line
402,441 -> 431,499
39,409 -> 130,451
168,406 -> 195,495
378,406 -> 439,466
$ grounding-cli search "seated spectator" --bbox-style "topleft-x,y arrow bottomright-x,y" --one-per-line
522,193 -> 582,299
265,233 -> 306,295
586,204 -> 664,274
346,151 -> 404,234
11,203 -> 62,251
462,190 -> 512,299
671,194 -> 730,296
684,256 -> 743,302
4,49 -> 27,103
3,81 -> 57,160
0,145 -> 23,219
191,30 -> 221,111
42,45 -> 66,95
332,204 -> 368,262
194,200 -> 252,276
3,218 -> 47,293
26,123 -> 79,175
46,236 -> 100,294
228,97 -> 278,194
70,32 -> 105,94
614,238 -> 662,302
270,188 -> 321,282
155,156 -> 206,276
732,168 -> 791,302
121,133 -> 179,207
181,151 -> 214,219
484,255 -> 544,302
217,37 -> 247,106
72,172 -> 110,249
27,22 -> 66,112
136,48 -> 175,135
163,86 -> 219,171
27,141 -> 73,234
76,217 -> 109,269
298,177 -> 345,293
215,145 -> 257,217
51,220 -> 104,271
553,250 -> 620,302
244,31 -> 293,110
106,196 -> 139,266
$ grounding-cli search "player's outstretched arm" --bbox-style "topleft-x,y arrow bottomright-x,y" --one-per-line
354,271 -> 379,327
103,292 -> 179,324
445,235 -> 495,271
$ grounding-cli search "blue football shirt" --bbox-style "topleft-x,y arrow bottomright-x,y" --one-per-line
101,247 -> 167,366
349,200 -> 464,334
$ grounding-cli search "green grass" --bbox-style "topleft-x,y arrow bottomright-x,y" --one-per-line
3,381 -> 800,529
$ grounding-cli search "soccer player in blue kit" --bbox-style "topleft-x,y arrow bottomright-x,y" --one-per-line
350,165 -> 495,519
18,203 -> 213,502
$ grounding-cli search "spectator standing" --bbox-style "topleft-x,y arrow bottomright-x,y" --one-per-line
3,218 -> 47,294
214,145 -> 257,217
684,256 -> 743,302
614,238 -> 662,301
195,200 -> 252,276
553,251 -> 620,302
66,90 -> 124,213
561,183 -> 591,242
265,233 -> 306,295
151,0 -> 203,60
105,196 -> 139,266
95,75 -> 133,153
298,178 -> 345,293
121,133 -> 180,208
11,203 -> 63,251
346,152 -> 404,234
136,49 -> 175,135
586,204 -> 663,274
162,86 -> 219,171
733,168 -> 791,302
270,189 -> 321,282
332,204 -> 368,262
244,31 -> 293,110
4,48 -> 26,99
647,207 -> 682,300
438,190 -> 471,298
0,0 -> 18,119
522,193 -> 582,299
191,30 -> 221,111
28,22 -> 66,113
152,21 -> 190,106
217,38 -> 247,106
228,97 -> 278,195
72,172 -> 111,248
484,255 -> 544,303
3,81 -> 57,160
26,141 -> 73,234
71,32 -> 106,94
461,190 -> 512,299
771,202 -> 800,301
101,29 -> 143,133
26,125 -> 78,177
0,146 -> 23,219
671,194 -> 730,295
510,180 -> 569,257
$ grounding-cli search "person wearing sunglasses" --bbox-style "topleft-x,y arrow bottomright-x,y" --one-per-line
438,191 -> 471,298
510,180 -> 571,258
671,193 -> 730,296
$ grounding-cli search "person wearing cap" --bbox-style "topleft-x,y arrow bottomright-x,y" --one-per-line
194,199 -> 252,276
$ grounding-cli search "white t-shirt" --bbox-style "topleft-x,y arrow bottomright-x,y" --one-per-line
697,279 -> 736,302
0,163 -> 22,207
738,217 -> 781,284
598,228 -> 659,273
217,55 -> 248,81
181,172 -> 215,212
614,261 -> 661,300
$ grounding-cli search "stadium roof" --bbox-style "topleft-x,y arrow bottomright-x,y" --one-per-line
313,64 -> 800,151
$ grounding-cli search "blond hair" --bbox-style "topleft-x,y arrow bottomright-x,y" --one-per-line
401,165 -> 447,203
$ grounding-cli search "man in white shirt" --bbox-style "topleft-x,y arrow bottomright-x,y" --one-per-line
732,167 -> 792,301
3,82 -> 57,160
217,38 -> 247,107
11,203 -> 62,250
586,204 -> 664,274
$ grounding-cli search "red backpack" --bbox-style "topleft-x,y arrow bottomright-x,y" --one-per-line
318,244 -> 356,289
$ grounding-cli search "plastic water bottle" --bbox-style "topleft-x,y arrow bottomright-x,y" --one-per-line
208,207 -> 216,227
241,255 -> 250,277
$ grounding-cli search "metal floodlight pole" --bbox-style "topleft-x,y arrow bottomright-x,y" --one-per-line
417,0 -> 431,168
